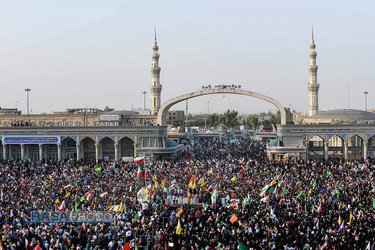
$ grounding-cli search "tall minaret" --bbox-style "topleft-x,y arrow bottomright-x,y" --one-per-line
150,27 -> 162,115
307,26 -> 320,116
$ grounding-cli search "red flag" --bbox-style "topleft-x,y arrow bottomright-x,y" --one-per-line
184,167 -> 189,173
195,209 -> 199,219
239,168 -> 244,173
82,223 -> 86,231
165,241 -> 167,250
33,243 -> 40,250
123,243 -> 130,250
4,221 -> 8,233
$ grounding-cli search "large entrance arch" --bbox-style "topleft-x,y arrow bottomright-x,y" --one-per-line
157,88 -> 286,126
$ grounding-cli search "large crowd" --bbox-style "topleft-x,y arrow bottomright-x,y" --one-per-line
0,138 -> 374,249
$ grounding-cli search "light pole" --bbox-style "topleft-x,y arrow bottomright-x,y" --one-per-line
364,91 -> 368,111
142,91 -> 147,110
24,88 -> 31,115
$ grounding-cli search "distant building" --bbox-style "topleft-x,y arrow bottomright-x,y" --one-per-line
167,110 -> 185,121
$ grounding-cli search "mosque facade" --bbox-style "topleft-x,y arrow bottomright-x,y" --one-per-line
267,31 -> 375,161
0,35 -> 184,162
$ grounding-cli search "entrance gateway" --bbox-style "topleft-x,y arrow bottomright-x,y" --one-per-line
157,85 -> 287,126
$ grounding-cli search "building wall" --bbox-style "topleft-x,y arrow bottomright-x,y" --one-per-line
167,110 -> 185,121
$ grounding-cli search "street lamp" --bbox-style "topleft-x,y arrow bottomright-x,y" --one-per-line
142,91 -> 147,110
24,88 -> 31,115
364,91 -> 368,111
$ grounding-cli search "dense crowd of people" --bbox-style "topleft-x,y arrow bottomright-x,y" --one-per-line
0,138 -> 374,249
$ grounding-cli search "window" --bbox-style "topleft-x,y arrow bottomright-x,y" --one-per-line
145,120 -> 153,126
47,122 -> 53,127
104,122 -> 109,126
75,122 -> 82,127
39,122 -> 45,127
94,122 -> 100,126
66,122 -> 72,127
4,123 -> 9,127
126,120 -> 135,126
113,122 -> 119,126
57,122 -> 63,127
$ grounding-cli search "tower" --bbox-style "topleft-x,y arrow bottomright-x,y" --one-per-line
307,26 -> 320,116
150,28 -> 162,115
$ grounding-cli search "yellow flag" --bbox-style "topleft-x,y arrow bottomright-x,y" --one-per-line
269,179 -> 277,186
187,192 -> 191,204
142,187 -> 146,201
338,215 -> 341,226
119,202 -> 123,212
192,181 -> 196,189
231,176 -> 236,182
161,181 -> 165,189
349,213 -> 352,225
176,219 -> 181,235
60,188 -> 63,194
66,192 -> 71,197
153,181 -> 158,191
55,198 -> 59,204
208,168 -> 213,174
107,205 -> 114,210
200,180 -> 207,187
198,178 -> 205,186
113,205 -> 119,212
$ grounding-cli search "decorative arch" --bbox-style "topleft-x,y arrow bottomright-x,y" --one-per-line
157,88 -> 286,125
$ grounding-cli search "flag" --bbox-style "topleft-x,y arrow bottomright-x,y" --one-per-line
55,198 -> 59,204
195,209 -> 199,219
176,219 -> 181,235
373,198 -> 375,209
295,191 -> 304,199
33,243 -> 40,250
327,170 -> 332,177
231,176 -> 236,182
100,191 -> 108,198
134,154 -> 145,163
269,179 -> 277,186
95,167 -> 101,172
82,223 -> 86,231
238,241 -> 247,250
176,207 -> 183,217
260,184 -> 269,197
184,167 -> 189,173
270,207 -> 276,219
338,220 -> 345,232
63,184 -> 72,189
54,239 -> 59,248
313,180 -> 317,189
25,239 -> 30,249
238,157 -> 245,165
319,241 -> 328,250
277,180 -> 285,187
338,214 -> 342,226
137,167 -> 142,178
229,214 -> 238,224
365,242 -> 370,250
123,243 -> 130,250
59,201 -> 66,211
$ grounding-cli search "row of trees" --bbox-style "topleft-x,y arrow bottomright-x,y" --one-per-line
167,108 -> 295,129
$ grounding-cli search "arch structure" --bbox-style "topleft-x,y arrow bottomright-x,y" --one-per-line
157,88 -> 286,125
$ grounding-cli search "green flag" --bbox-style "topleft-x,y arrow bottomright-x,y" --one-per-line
373,198 -> 375,209
238,241 -> 247,250
75,202 -> 78,211
327,170 -> 332,177
80,196 -> 86,202
295,191 -> 304,199
95,167 -> 101,172
313,180 -> 317,189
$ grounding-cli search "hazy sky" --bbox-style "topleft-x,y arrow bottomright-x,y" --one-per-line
0,1 -> 374,115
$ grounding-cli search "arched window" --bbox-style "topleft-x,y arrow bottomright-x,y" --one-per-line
47,122 -> 54,127
30,122 -> 36,127
126,120 -> 135,126
39,122 -> 45,127
4,123 -> 9,127
104,122 -> 109,126
113,122 -> 119,126
66,122 -> 72,127
145,120 -> 154,126
94,122 -> 100,126
75,122 -> 82,127
57,122 -> 63,127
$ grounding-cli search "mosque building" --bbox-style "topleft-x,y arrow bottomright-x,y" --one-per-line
0,33 -> 184,162
267,29 -> 375,161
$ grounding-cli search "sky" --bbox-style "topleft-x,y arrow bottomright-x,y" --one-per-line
0,0 -> 374,115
